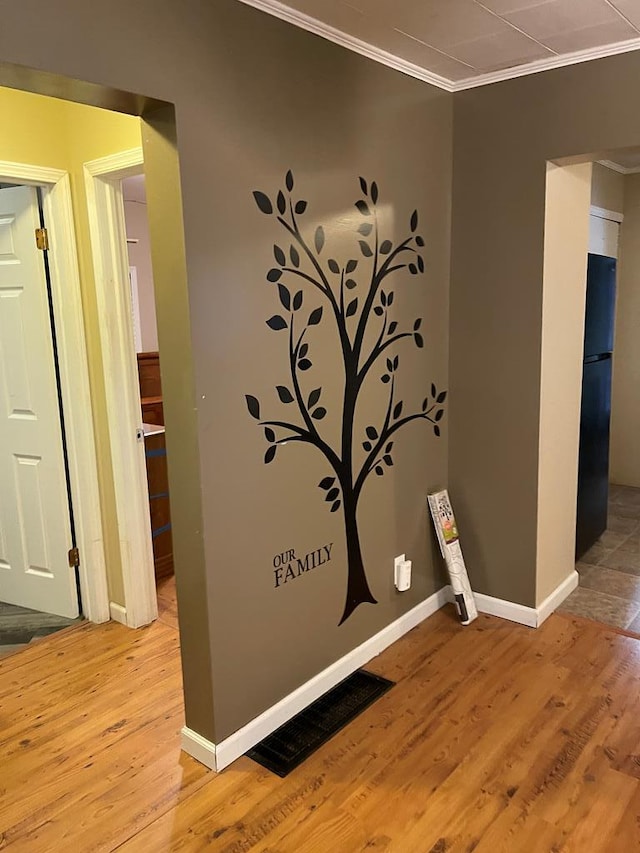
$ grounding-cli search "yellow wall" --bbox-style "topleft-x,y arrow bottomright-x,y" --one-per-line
611,173 -> 640,487
591,162 -> 625,213
537,162 -> 592,604
0,86 -> 142,605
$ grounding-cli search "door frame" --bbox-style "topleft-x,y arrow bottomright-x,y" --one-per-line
0,160 -> 110,622
83,147 -> 158,628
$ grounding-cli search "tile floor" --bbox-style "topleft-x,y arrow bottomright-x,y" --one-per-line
559,483 -> 640,631
0,601 -> 82,659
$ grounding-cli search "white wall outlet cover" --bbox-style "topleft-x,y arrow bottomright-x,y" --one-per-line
396,559 -> 411,591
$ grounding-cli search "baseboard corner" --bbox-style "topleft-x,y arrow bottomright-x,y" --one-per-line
109,602 -> 128,625
181,726 -> 218,771
536,570 -> 579,627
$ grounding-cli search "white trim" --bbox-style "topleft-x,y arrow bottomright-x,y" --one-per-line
590,204 -> 624,223
536,570 -> 579,627
597,159 -> 640,176
453,38 -> 640,90
236,0 -> 455,91
83,148 -> 158,629
236,0 -> 640,92
0,160 -> 109,624
181,571 -> 579,772
182,585 -> 450,771
109,602 -> 128,625
472,591 -> 538,628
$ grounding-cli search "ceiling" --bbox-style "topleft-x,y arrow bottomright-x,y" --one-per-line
240,0 -> 640,89
599,146 -> 640,173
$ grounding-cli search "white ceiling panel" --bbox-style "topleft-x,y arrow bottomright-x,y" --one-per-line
500,0 -> 631,42
245,0 -> 640,89
447,28 -> 553,70
610,0 -> 640,31
543,18 -> 638,52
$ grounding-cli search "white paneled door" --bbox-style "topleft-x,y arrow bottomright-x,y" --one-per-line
0,185 -> 79,618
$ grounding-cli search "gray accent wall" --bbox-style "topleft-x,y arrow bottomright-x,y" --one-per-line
0,0 -> 452,742
451,53 -> 640,607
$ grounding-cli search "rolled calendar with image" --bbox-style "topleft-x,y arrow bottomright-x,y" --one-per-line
428,490 -> 477,625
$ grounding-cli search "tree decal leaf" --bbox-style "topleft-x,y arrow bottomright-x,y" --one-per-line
346,298 -> 358,318
265,427 -> 275,443
410,210 -> 418,232
358,222 -> 373,237
326,487 -> 340,501
388,321 -> 398,335
432,384 -> 437,398
414,318 -> 422,331
328,258 -> 340,274
375,465 -> 384,476
293,290 -> 303,311
393,401 -> 403,420
312,407 -> 327,420
253,191 -> 273,214
266,315 -> 287,331
273,245 -> 286,266
355,200 -> 371,216
290,245 -> 300,268
299,343 -> 309,358
437,391 -> 447,403
366,426 -> 378,440
416,235 -> 425,247
330,500 -> 341,513
371,182 -> 379,204
285,170 -> 294,192
359,241 -> 373,257
318,476 -> 335,490
315,225 -> 325,254
295,200 -> 308,215
417,256 -> 425,274
435,409 -> 444,421
264,445 -> 277,464
276,385 -> 294,403
308,388 -> 321,408
434,425 -> 441,437
374,306 -> 384,316
384,454 -> 393,466
267,268 -> 282,282
346,259 -> 358,273
359,176 -> 368,196
245,395 -> 260,420
277,190 -> 286,215
380,240 -> 392,255
414,333 -> 424,348
345,278 -> 357,290
308,306 -> 323,325
278,284 -> 291,311
298,358 -> 312,371
381,374 -> 390,384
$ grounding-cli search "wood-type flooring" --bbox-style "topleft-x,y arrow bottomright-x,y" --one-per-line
2,576 -> 640,851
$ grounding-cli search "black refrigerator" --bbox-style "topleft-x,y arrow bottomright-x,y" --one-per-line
575,253 -> 616,559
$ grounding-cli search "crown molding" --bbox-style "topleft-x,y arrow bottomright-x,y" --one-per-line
236,0 -> 454,91
453,36 -> 640,90
597,159 -> 640,176
237,0 -> 640,93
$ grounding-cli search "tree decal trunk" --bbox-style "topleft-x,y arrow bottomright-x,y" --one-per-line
245,172 -> 447,625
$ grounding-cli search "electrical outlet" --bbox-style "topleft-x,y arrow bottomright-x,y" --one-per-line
394,554 -> 405,588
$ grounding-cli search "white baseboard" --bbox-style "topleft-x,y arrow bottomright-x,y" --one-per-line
535,570 -> 579,626
109,602 -> 128,625
445,569 -> 579,628
181,584 -> 449,772
181,572 -> 578,773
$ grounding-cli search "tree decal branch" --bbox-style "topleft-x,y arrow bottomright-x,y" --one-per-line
246,172 -> 447,625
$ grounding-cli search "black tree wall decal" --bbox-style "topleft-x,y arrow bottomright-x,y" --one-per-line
245,172 -> 447,625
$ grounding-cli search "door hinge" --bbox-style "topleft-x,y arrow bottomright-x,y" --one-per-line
35,227 -> 49,251
68,547 -> 80,568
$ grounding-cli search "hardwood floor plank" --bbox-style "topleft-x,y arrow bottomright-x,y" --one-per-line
3,593 -> 640,852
